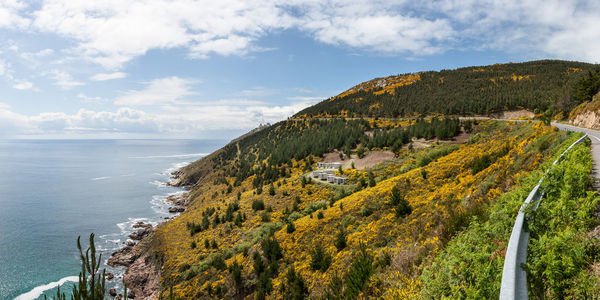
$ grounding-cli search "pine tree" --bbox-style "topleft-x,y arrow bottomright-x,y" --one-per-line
283,266 -> 308,300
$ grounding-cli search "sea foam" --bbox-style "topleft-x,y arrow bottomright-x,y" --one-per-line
14,276 -> 79,300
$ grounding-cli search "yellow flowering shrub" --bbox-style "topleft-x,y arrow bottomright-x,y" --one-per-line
145,121 -> 566,299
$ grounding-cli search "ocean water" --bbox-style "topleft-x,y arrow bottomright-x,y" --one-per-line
0,139 -> 225,299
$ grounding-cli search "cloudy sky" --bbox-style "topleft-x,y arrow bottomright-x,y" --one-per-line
0,0 -> 598,139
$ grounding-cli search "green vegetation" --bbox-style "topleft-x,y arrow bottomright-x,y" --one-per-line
526,142 -> 600,298
135,60 -> 600,299
45,233 -> 130,300
420,133 -> 599,299
297,60 -> 596,118
310,243 -> 332,272
572,68 -> 600,103
180,117 -> 468,188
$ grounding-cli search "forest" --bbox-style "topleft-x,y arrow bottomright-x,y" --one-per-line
186,117 -> 464,193
295,60 -> 598,118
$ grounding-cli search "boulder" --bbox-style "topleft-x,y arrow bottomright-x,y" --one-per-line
128,227 -> 152,240
109,288 -> 117,297
168,206 -> 185,213
107,245 -> 137,267
132,222 -> 152,230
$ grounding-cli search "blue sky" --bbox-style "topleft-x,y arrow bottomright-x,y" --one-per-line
0,0 -> 598,139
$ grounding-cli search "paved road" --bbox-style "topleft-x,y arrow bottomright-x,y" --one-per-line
552,122 -> 600,188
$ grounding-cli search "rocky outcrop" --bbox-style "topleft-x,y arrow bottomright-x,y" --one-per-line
166,192 -> 189,213
132,221 -> 152,230
107,245 -> 138,267
166,170 -> 185,187
129,227 -> 153,240
569,110 -> 600,130
165,193 -> 189,206
568,92 -> 600,129
168,206 -> 185,213
123,254 -> 160,299
110,226 -> 161,299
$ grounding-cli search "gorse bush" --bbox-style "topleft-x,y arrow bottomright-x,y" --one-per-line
420,133 -> 597,299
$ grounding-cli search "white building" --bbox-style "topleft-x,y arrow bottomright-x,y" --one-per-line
316,162 -> 342,169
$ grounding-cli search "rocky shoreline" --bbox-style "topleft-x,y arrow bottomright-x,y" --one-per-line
107,171 -> 190,299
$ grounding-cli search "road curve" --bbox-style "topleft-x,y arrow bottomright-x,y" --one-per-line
552,122 -> 600,188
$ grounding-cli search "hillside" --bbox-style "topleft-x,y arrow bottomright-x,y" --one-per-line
119,60 -> 600,299
296,60 -> 597,118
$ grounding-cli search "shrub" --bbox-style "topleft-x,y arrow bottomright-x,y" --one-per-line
344,244 -> 374,298
229,261 -> 243,293
334,229 -> 346,251
210,254 -> 226,270
283,266 -> 308,300
310,243 -> 332,272
269,184 -> 276,196
471,154 -> 491,175
304,200 -> 328,214
286,222 -> 296,233
287,212 -> 302,223
317,211 -> 324,219
261,212 -> 271,222
252,199 -> 265,211
357,146 -> 366,158
360,205 -> 373,217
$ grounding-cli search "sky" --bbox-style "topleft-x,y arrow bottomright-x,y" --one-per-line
0,0 -> 599,139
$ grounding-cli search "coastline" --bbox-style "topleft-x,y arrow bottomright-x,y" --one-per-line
108,170 -> 190,299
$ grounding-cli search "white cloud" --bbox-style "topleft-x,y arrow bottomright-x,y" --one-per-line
0,0 -> 29,29
0,98 -> 315,138
77,93 -> 107,103
236,87 -> 277,97
114,77 -> 196,106
14,0 -> 598,67
90,72 -> 127,81
30,0 -> 293,69
295,1 -> 453,55
0,102 -> 35,137
12,80 -> 33,90
49,70 -> 84,90
0,59 -> 5,75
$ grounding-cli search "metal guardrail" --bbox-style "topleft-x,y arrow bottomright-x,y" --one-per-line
499,133 -> 588,300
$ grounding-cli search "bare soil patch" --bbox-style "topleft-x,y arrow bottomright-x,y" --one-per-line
351,151 -> 395,170
323,150 -> 346,163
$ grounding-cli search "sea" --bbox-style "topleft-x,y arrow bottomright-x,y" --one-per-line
0,139 -> 226,299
